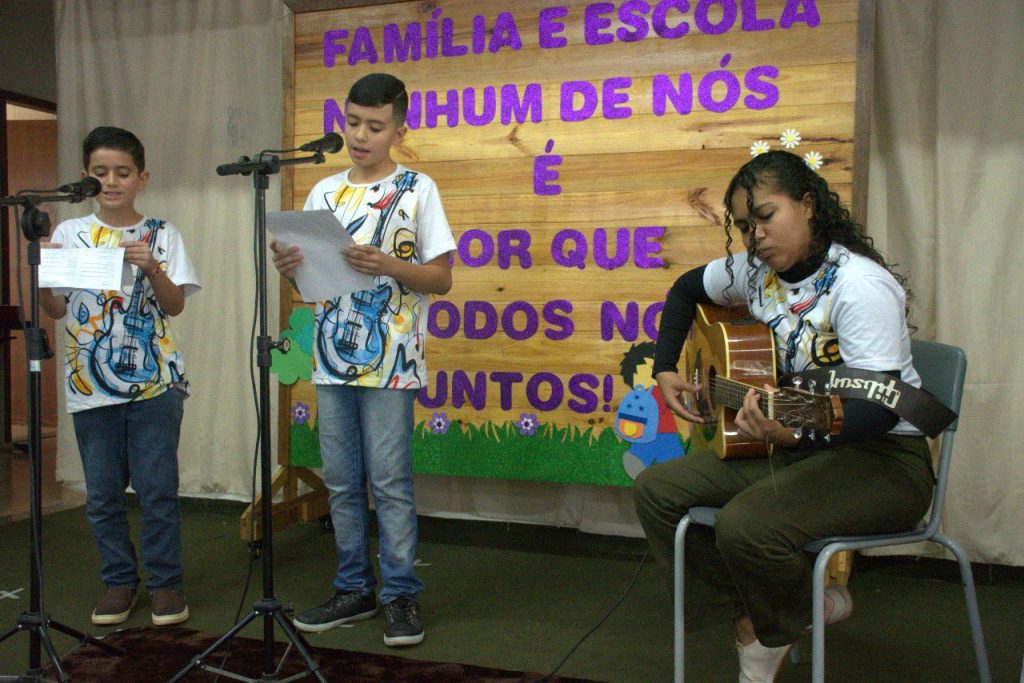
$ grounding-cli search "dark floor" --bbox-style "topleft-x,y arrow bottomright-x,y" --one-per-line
1,446 -> 1022,681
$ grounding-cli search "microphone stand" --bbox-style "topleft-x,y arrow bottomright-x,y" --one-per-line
0,191 -> 121,683
169,151 -> 329,683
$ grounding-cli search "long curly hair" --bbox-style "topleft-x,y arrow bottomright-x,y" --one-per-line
722,150 -> 911,305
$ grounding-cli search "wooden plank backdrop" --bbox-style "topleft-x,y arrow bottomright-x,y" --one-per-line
277,0 -> 870,487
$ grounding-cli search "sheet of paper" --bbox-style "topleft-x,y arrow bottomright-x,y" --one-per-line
268,210 -> 374,302
39,247 -> 125,291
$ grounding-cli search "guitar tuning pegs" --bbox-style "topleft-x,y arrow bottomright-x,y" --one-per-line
807,379 -> 816,392
823,434 -> 831,443
824,383 -> 831,392
792,377 -> 803,389
809,429 -> 816,441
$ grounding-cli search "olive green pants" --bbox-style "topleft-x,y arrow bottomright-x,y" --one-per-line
632,434 -> 934,647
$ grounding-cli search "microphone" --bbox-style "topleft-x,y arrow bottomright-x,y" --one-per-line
57,177 -> 102,199
299,132 -> 344,155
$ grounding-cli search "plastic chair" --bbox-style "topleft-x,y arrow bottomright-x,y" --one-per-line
672,339 -> 990,683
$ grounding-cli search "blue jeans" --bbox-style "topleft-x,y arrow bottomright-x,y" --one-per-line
316,384 -> 422,603
72,387 -> 185,590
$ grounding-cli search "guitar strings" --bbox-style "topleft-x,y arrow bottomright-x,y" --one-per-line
706,377 -> 827,426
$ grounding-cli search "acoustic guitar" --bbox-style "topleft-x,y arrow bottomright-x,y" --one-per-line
683,303 -> 843,459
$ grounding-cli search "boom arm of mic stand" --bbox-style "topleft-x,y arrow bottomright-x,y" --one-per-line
278,151 -> 326,167
0,192 -> 93,207
216,156 -> 281,177
215,151 -> 325,177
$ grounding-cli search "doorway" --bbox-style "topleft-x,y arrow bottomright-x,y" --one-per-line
1,92 -> 59,446
0,92 -> 78,523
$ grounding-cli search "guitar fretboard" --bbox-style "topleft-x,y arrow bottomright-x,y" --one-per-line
711,376 -> 771,413
709,374 -> 839,433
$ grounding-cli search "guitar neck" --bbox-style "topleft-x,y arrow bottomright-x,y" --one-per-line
710,374 -> 842,437
124,269 -> 147,316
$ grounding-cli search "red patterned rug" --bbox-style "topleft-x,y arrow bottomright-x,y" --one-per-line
42,626 -> 596,682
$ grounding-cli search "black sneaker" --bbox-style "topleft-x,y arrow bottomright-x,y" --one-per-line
383,596 -> 424,647
293,590 -> 377,633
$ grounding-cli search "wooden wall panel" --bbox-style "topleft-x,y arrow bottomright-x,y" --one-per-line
282,0 -> 867,486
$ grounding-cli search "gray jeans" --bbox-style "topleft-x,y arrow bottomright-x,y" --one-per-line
633,433 -> 933,646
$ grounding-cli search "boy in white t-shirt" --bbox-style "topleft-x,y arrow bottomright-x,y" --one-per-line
41,126 -> 201,628
272,73 -> 455,647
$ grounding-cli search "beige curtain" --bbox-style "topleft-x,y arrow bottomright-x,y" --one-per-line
866,1 -> 1024,564
54,0 -> 1024,565
53,0 -> 287,497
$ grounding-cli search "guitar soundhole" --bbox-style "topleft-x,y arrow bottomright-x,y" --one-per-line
688,348 -> 716,421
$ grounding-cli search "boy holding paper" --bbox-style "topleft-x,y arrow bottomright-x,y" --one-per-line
40,126 -> 200,627
270,73 -> 454,647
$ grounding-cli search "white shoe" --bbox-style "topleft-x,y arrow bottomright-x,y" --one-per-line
824,585 -> 853,625
736,638 -> 792,683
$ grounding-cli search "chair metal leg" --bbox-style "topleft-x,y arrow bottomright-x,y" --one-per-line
674,516 -> 691,683
810,546 -> 837,683
811,537 -> 990,683
933,533 -> 992,683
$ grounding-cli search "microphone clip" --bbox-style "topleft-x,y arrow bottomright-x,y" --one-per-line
20,206 -> 52,241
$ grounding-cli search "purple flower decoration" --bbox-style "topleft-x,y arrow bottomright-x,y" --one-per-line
516,412 -> 539,437
292,401 -> 310,425
429,412 -> 451,435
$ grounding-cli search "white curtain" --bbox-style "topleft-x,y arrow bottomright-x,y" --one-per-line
54,0 -> 1024,565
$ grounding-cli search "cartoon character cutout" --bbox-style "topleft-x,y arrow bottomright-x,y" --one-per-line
614,342 -> 685,480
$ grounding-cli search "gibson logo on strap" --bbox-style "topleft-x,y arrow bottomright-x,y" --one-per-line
827,370 -> 902,409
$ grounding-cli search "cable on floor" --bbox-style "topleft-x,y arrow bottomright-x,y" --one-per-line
540,547 -> 650,681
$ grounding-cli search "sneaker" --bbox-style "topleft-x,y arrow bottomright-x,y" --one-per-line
91,585 -> 137,626
383,597 -> 424,647
151,587 -> 190,626
293,590 -> 377,633
824,585 -> 853,625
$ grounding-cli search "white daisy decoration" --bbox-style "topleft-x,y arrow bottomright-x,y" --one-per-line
803,151 -> 824,170
750,140 -> 771,156
779,128 -> 802,149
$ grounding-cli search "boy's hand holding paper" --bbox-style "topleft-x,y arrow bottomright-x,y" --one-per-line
268,210 -> 374,302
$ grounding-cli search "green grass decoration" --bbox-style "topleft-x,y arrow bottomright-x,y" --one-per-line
287,417 -> 639,487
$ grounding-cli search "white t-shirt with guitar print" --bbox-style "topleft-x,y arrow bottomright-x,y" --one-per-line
703,243 -> 921,435
51,215 -> 200,413
303,165 -> 455,390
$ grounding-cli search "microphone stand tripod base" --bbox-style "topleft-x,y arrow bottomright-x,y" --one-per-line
168,599 -> 325,683
0,612 -> 122,683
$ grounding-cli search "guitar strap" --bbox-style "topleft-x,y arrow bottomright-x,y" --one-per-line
780,367 -> 957,438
